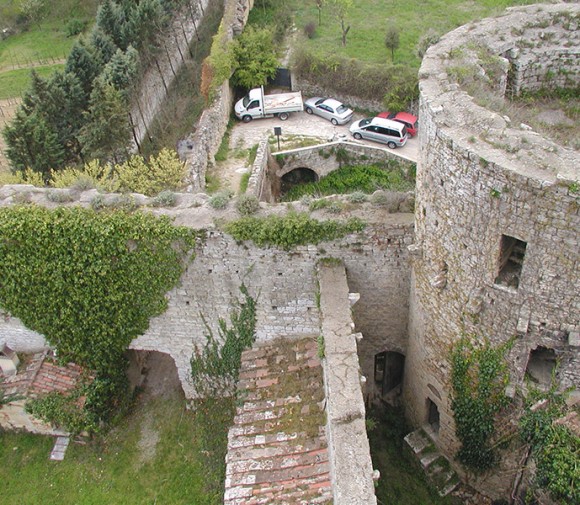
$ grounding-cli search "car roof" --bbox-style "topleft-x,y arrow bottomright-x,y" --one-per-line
370,117 -> 406,130
377,111 -> 417,123
322,98 -> 344,108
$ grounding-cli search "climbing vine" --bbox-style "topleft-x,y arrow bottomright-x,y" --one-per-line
223,212 -> 365,250
519,384 -> 580,504
0,206 -> 196,428
190,284 -> 256,397
450,336 -> 513,471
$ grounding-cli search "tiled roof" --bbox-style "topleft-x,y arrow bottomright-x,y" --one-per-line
224,337 -> 332,505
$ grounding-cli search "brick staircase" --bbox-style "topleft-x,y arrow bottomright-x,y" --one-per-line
404,428 -> 459,497
224,336 -> 333,505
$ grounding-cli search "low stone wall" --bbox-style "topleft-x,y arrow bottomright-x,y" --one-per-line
292,76 -> 384,113
318,262 -> 377,505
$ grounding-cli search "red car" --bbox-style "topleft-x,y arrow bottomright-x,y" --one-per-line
377,111 -> 418,138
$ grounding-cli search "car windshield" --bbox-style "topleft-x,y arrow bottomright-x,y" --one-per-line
242,95 -> 251,108
359,118 -> 372,127
336,105 -> 349,114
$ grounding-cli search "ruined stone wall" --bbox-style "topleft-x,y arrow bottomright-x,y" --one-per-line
405,3 -> 580,499
131,216 -> 413,398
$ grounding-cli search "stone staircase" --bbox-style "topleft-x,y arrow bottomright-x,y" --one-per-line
223,336 -> 333,505
404,428 -> 460,497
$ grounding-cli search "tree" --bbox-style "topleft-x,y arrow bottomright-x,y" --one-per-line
315,0 -> 326,26
332,0 -> 352,47
100,46 -> 140,98
231,26 -> 278,89
79,81 -> 131,163
89,28 -> 118,67
65,41 -> 101,99
385,25 -> 400,63
123,0 -> 167,52
96,0 -> 127,50
3,110 -> 65,180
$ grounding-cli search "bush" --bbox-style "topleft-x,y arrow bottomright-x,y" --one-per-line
151,190 -> 177,208
416,29 -> 440,59
370,190 -> 402,212
65,19 -> 87,37
348,191 -> 368,203
46,189 -> 75,203
209,190 -> 232,210
236,194 -> 260,216
304,21 -> 316,39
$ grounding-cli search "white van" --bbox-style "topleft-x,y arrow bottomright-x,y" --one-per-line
349,117 -> 408,148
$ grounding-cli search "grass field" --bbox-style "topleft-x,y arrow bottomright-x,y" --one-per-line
0,396 -> 233,505
288,0 -> 540,67
0,0 -> 99,98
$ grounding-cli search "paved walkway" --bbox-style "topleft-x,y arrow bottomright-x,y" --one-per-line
224,337 -> 332,505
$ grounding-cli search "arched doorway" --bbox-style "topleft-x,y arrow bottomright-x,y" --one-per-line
280,167 -> 318,198
374,351 -> 405,397
126,350 -> 184,399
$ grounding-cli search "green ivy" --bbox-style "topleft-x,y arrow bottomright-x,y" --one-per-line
223,212 -> 365,250
450,336 -> 513,471
519,385 -> 580,504
0,206 -> 196,372
190,284 -> 256,397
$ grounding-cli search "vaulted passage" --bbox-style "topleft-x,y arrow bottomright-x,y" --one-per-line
525,346 -> 557,387
374,351 -> 405,397
280,168 -> 318,197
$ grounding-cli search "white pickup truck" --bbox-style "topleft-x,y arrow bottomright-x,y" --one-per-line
234,86 -> 303,123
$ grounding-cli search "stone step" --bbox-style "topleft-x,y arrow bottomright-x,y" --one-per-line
404,428 -> 431,454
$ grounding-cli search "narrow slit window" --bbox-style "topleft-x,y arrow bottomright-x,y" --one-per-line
494,235 -> 527,289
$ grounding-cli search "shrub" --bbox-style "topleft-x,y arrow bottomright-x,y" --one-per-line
46,189 -> 75,203
151,190 -> 177,208
304,21 -> 316,39
65,19 -> 87,37
416,29 -> 440,59
236,194 -> 260,216
209,190 -> 232,210
348,191 -> 368,203
223,212 -> 365,249
370,190 -> 402,212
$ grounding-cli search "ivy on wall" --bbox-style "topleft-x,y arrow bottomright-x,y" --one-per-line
0,206 -> 196,372
224,212 -> 365,250
519,384 -> 580,504
450,336 -> 513,471
190,284 -> 256,397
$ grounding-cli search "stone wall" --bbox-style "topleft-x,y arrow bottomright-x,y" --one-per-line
292,76 -> 384,113
129,0 -> 211,150
185,0 -> 253,190
405,3 -> 580,499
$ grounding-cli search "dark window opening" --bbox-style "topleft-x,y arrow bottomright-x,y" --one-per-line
427,398 -> 440,433
374,351 -> 405,396
525,346 -> 557,387
495,235 -> 527,289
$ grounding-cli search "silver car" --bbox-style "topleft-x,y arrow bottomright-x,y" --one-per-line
349,116 -> 408,149
304,97 -> 353,125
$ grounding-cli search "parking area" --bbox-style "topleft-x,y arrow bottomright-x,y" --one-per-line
228,110 -> 419,162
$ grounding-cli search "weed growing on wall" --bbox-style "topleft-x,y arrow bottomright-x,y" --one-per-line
190,284 -> 256,397
0,206 -> 196,428
224,212 -> 365,249
281,162 -> 415,201
450,336 -> 513,471
519,383 -> 580,504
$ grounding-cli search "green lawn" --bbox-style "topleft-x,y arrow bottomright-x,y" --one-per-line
0,0 -> 99,98
0,397 -> 233,505
288,0 -> 540,67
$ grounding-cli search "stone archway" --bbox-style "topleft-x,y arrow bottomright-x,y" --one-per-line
280,167 -> 319,198
126,350 -> 184,399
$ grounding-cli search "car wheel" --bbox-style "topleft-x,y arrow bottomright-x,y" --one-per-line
305,107 -> 313,114
242,115 -> 252,123
353,132 -> 362,140
279,112 -> 289,121
331,118 -> 338,125
387,141 -> 397,149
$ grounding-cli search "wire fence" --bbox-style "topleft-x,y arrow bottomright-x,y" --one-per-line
0,51 -> 68,71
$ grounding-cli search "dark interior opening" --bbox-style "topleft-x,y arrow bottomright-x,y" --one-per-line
374,351 -> 405,396
525,346 -> 557,387
495,235 -> 527,289
280,167 -> 318,197
427,398 -> 440,433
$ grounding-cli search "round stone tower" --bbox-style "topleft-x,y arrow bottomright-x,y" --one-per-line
404,3 -> 579,496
